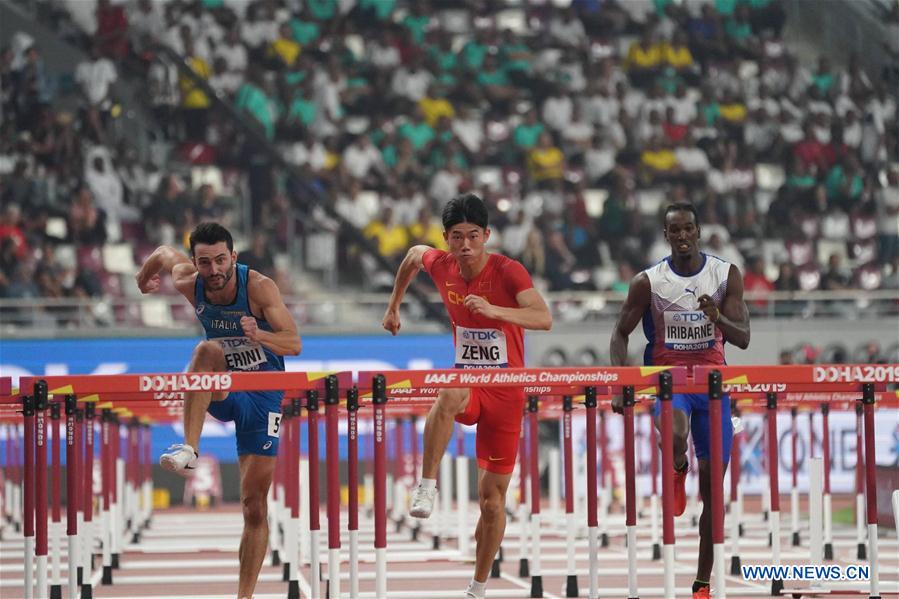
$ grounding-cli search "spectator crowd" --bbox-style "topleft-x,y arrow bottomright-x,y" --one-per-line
2,0 -> 899,328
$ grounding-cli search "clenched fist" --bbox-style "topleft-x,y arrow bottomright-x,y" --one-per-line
241,316 -> 259,341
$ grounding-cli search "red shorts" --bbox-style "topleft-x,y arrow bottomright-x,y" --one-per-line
454,387 -> 525,474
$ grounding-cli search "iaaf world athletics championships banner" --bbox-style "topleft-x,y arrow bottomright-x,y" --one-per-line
569,410 -> 899,496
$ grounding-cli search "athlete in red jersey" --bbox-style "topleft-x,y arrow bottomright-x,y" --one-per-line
382,193 -> 551,599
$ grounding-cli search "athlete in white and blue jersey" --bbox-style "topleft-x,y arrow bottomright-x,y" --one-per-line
609,203 -> 750,598
136,222 -> 301,599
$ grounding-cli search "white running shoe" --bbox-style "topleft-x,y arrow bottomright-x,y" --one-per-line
464,582 -> 485,599
409,485 -> 438,519
732,416 -> 744,434
160,443 -> 198,477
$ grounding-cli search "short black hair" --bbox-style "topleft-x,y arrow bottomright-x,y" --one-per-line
442,193 -> 488,230
189,222 -> 233,254
663,202 -> 699,227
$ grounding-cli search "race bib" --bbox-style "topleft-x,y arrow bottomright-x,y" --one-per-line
454,326 -> 508,368
217,336 -> 267,371
267,412 -> 281,437
663,311 -> 715,351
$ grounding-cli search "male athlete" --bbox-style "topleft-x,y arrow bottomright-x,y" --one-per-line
382,193 -> 552,599
610,203 -> 750,598
136,222 -> 301,599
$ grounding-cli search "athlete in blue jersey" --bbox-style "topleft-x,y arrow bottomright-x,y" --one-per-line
136,222 -> 301,599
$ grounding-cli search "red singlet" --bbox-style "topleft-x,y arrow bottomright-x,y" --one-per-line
423,249 -> 534,474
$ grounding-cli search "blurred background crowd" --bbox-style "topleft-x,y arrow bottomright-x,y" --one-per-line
1,0 -> 898,333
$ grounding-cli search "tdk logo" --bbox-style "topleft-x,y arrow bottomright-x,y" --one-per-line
463,330 -> 498,341
672,312 -> 706,322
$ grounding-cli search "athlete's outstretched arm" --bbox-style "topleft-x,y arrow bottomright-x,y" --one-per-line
135,246 -> 196,298
699,265 -> 750,349
463,288 -> 552,330
610,272 -> 650,367
382,245 -> 431,335
245,274 -> 302,356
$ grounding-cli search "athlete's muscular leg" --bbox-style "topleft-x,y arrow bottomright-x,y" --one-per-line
183,340 -> 227,450
421,388 -> 469,479
696,458 -> 728,582
473,469 -> 512,583
236,454 -> 276,599
655,408 -> 690,470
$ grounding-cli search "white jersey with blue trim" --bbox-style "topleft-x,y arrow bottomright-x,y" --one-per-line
641,253 -> 730,366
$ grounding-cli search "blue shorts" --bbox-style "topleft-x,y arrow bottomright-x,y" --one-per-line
653,394 -> 733,465
207,390 -> 284,457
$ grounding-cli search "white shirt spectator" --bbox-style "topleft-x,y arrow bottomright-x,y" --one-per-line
834,94 -> 857,119
367,39 -> 400,69
585,145 -> 617,180
389,193 -> 425,226
779,119 -> 804,144
452,116 -> 485,154
542,94 -> 573,132
242,19 -> 279,48
843,118 -> 862,148
429,168 -> 462,205
747,95 -> 780,118
744,118 -> 776,153
342,139 -> 384,180
502,215 -> 532,258
75,57 -> 117,106
216,40 -> 248,74
558,59 -> 587,93
391,67 -> 433,102
84,147 -> 137,233
668,94 -> 698,125
562,117 -> 594,146
582,91 -> 620,126
129,1 -> 166,43
209,71 -> 243,96
550,14 -> 587,47
335,190 -> 379,229
674,146 -> 710,173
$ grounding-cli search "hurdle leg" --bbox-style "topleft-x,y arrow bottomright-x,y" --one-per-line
527,397 -> 542,598
861,385 -> 880,599
518,428 -> 530,578
456,453 -> 470,559
767,393 -> 784,596
854,402 -> 867,559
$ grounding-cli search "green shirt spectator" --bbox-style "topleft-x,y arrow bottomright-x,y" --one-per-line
501,41 -> 531,73
462,39 -> 488,71
513,121 -> 544,149
359,0 -> 395,20
307,0 -> 336,21
288,18 -> 320,45
381,143 -> 398,168
287,96 -> 317,126
812,72 -> 834,95
725,17 -> 752,40
402,13 -> 430,45
284,70 -> 307,88
477,67 -> 509,87
429,46 -> 457,72
236,83 -> 276,140
701,101 -> 721,125
715,0 -> 738,16
399,120 -> 435,150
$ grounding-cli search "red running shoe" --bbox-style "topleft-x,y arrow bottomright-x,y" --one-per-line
692,585 -> 711,598
673,464 -> 688,516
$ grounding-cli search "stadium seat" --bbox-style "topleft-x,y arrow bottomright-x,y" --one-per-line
140,298 -> 174,328
103,243 -> 138,275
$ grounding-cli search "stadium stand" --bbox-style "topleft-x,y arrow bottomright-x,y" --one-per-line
0,0 -> 897,327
